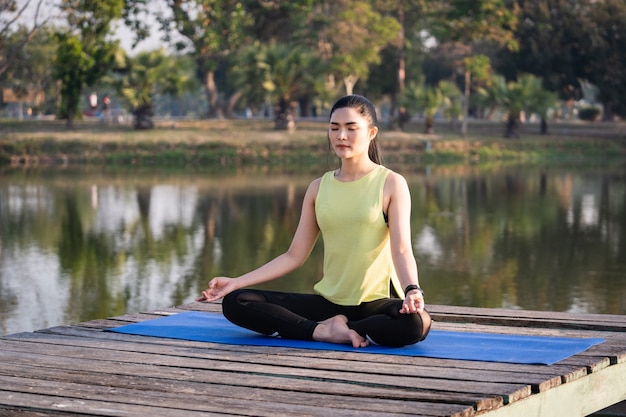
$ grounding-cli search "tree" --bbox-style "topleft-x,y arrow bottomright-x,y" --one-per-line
54,34 -> 95,126
229,41 -> 272,115
317,0 -> 400,95
1,24 -> 58,115
486,73 -> 553,138
114,49 -> 196,129
157,54 -> 201,118
583,0 -> 626,119
366,0 -> 430,128
241,0 -> 315,44
427,0 -> 518,136
527,87 -> 558,135
158,0 -> 251,118
0,0 -> 49,77
499,0 -> 626,119
54,0 -> 124,127
460,54 -> 492,135
231,42 -> 327,130
403,79 -> 461,134
115,49 -> 162,129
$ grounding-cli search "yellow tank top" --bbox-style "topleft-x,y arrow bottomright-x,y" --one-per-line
314,165 -> 402,305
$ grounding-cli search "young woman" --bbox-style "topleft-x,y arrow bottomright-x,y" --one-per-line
197,95 -> 431,348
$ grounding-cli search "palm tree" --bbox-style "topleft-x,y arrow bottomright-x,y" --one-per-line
116,49 -> 165,129
115,49 -> 194,129
488,74 -> 553,138
232,42 -> 328,131
437,80 -> 463,130
527,88 -> 558,135
404,80 -> 462,134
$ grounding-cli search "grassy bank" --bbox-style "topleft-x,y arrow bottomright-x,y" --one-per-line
1,118 -> 625,167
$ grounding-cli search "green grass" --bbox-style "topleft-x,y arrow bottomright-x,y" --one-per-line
1,118 -> 625,167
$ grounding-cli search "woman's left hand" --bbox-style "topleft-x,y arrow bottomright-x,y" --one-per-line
400,290 -> 424,314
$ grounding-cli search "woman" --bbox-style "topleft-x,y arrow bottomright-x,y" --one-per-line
197,95 -> 431,348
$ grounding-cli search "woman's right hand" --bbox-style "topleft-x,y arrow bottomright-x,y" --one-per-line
196,277 -> 237,302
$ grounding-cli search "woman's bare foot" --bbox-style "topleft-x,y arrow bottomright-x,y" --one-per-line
312,315 -> 369,348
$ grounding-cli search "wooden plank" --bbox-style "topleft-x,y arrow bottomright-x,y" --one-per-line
428,305 -> 626,325
476,361 -> 626,417
0,346 -> 499,414
0,374 -> 438,417
427,306 -> 626,332
0,364 -> 473,417
0,391 -> 227,417
1,303 -> 623,417
0,333 -> 561,393
0,410 -> 88,417
22,323 -> 592,389
0,339 -> 516,411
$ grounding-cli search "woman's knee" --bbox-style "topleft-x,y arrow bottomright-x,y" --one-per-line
394,310 -> 431,346
222,289 -> 263,321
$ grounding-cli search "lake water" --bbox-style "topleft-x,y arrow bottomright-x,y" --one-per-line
1,161 -> 625,336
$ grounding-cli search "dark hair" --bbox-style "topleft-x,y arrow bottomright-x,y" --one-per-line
328,95 -> 383,165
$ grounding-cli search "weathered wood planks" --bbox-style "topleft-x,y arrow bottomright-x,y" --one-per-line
0,302 -> 623,417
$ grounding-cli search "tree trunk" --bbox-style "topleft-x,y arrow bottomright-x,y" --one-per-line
343,75 -> 358,96
504,111 -> 520,138
299,97 -> 311,117
461,70 -> 470,137
66,109 -> 74,129
205,71 -> 222,119
65,93 -> 78,129
274,98 -> 295,131
224,91 -> 242,119
397,0 -> 405,93
540,117 -> 548,134
133,104 -> 154,129
424,114 -> 435,134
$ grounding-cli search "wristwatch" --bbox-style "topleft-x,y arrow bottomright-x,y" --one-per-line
404,284 -> 424,297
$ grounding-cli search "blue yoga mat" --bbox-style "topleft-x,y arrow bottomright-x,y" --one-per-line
110,311 -> 604,365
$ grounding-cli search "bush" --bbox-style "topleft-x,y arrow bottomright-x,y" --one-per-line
578,106 -> 601,121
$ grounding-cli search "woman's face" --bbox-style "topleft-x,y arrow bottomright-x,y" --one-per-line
328,107 -> 378,161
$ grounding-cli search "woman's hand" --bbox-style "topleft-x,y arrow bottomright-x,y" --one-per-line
196,277 -> 237,302
399,289 -> 424,314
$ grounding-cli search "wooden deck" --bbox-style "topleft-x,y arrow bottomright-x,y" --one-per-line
0,302 -> 624,417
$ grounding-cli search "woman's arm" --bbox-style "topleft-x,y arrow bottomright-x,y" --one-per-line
384,172 -> 425,314
197,178 -> 321,302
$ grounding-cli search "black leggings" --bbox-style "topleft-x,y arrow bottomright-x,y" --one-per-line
222,289 -> 432,347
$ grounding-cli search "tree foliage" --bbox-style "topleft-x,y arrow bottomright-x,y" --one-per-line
317,0 -> 400,95
484,73 -> 556,138
426,0 -> 518,136
157,0 -> 252,118
581,0 -> 626,118
498,0 -> 626,118
53,0 -> 123,127
5,0 -> 626,126
403,79 -> 462,134
232,42 -> 327,130
114,49 -> 195,129
0,24 -> 57,113
0,0 -> 49,77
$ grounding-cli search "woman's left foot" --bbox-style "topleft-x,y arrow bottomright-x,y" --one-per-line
312,315 -> 369,348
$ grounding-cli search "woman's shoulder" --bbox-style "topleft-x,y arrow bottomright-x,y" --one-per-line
304,176 -> 323,199
382,167 -> 407,183
310,176 -> 323,188
382,168 -> 409,192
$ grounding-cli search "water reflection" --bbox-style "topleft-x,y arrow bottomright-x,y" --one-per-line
1,163 -> 624,336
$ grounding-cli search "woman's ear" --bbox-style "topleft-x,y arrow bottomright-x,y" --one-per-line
369,126 -> 379,139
